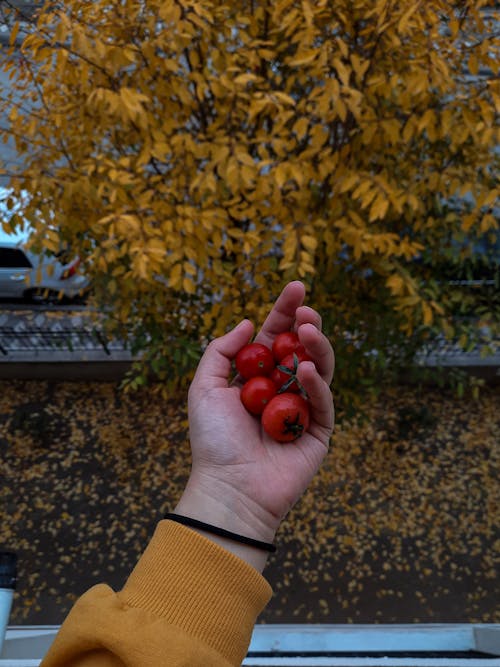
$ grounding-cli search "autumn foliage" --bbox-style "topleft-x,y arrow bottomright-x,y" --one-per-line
1,1 -> 499,404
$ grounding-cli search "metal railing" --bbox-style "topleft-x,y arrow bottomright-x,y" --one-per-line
0,327 -> 119,357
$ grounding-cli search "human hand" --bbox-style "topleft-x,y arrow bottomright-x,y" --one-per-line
174,281 -> 334,567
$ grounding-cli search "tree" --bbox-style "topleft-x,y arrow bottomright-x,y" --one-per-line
1,0 -> 498,408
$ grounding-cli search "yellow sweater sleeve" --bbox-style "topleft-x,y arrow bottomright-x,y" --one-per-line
40,520 -> 273,667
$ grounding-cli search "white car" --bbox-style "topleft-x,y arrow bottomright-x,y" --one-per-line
0,227 -> 89,302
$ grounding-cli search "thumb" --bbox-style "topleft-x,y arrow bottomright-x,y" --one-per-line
191,319 -> 254,391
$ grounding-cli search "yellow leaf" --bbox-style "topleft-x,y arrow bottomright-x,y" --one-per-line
339,174 -> 358,193
169,263 -> 182,288
407,195 -> 420,212
275,163 -> 288,189
293,117 -> 309,140
382,119 -> 400,144
235,149 -> 255,167
419,109 -> 436,133
350,53 -> 370,83
226,158 -> 239,189
369,196 -> 389,222
234,73 -> 259,85
360,188 -> 377,211
352,239 -> 363,261
299,261 -> 316,275
352,180 -> 372,200
398,5 -> 418,33
183,277 -> 196,294
309,125 -> 327,150
290,50 -> 317,66
479,213 -> 497,233
282,234 -> 298,261
146,239 -> 165,257
386,274 -> 404,295
273,91 -> 296,107
336,97 -> 347,122
54,18 -> 69,44
279,259 -> 296,270
449,18 -> 460,39
336,38 -> 349,58
332,58 -> 351,87
398,295 -> 421,307
301,235 -> 317,252
212,145 -> 230,164
347,211 -> 365,228
468,53 -> 479,76
241,165 -> 255,187
422,302 -> 433,327
289,163 -> 305,186
119,87 -> 149,118
9,21 -> 20,47
136,254 -> 148,279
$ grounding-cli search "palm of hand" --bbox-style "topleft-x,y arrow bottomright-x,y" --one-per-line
189,385 -> 328,523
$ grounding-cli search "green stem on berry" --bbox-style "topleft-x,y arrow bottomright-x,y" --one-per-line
276,353 -> 309,398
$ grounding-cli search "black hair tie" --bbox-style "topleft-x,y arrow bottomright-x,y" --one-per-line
164,513 -> 276,553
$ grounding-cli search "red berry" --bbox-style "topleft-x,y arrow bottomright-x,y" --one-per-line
272,331 -> 306,362
241,376 -> 277,415
235,342 -> 275,380
261,393 -> 310,442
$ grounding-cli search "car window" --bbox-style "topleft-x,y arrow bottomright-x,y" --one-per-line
0,247 -> 33,268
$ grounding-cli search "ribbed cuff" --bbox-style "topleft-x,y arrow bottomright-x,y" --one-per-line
120,520 -> 273,665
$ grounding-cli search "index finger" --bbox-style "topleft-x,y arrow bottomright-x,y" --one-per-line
254,281 -> 306,349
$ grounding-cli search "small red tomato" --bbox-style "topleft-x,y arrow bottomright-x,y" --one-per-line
270,350 -> 312,392
272,331 -> 306,362
235,342 -> 275,380
261,393 -> 310,442
241,376 -> 277,415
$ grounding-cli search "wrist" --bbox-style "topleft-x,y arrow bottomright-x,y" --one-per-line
175,473 -> 279,543
172,473 -> 280,572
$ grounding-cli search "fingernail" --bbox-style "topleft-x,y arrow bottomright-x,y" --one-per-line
234,318 -> 250,330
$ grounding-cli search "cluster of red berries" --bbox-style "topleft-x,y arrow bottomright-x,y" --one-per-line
235,332 -> 312,443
